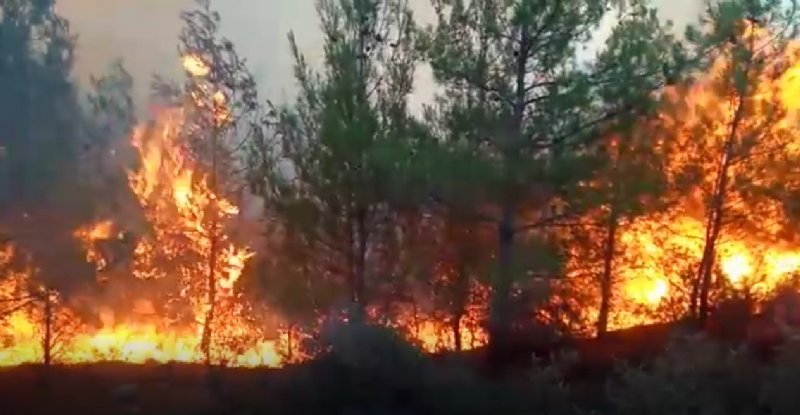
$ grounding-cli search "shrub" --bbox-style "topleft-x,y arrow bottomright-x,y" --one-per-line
761,338 -> 800,415
266,320 -> 576,415
606,333 -> 762,415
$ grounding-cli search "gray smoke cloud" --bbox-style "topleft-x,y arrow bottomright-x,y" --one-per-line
58,0 -> 702,109
58,0 -> 316,106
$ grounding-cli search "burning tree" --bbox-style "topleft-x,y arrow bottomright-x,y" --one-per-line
0,0 -> 287,369
671,0 -> 800,323
0,245 -> 81,367
564,125 -> 670,337
558,0 -> 800,333
406,212 -> 493,351
0,0 -> 112,368
0,0 -> 98,292
418,0 -> 683,355
163,0 -> 260,364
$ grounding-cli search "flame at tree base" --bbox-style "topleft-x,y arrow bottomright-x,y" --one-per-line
0,307 -> 285,368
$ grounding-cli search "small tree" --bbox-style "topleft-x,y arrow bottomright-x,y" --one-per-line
0,256 -> 78,369
565,126 -> 668,337
176,0 -> 260,364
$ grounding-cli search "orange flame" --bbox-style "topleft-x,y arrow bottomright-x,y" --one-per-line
0,106 -> 293,367
565,22 -> 800,332
182,54 -> 210,78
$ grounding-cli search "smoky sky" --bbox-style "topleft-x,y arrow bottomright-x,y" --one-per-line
57,0 -> 703,109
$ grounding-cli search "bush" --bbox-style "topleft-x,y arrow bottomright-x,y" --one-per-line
761,338 -> 800,415
266,321 -> 426,414
243,324 -> 800,415
266,320 -> 576,415
606,333 -> 762,415
525,356 -> 575,415
321,319 -> 428,378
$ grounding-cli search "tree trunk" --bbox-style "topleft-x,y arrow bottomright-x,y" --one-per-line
349,206 -> 368,323
597,206 -> 619,338
412,299 -> 420,341
696,179 -> 728,324
201,228 -> 219,365
346,4 -> 368,325
38,294 -> 53,391
689,273 -> 700,319
451,262 -> 469,352
451,315 -> 463,352
696,95 -> 744,324
286,323 -> 294,362
42,290 -> 52,367
488,21 -> 530,364
488,206 -> 515,362
201,124 -> 220,365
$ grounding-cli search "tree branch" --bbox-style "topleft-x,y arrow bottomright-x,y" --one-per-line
0,299 -> 34,317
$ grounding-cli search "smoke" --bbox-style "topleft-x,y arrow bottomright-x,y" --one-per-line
57,0 -> 319,107
59,0 -> 701,110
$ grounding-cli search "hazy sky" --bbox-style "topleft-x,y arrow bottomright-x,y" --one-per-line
57,0 -> 703,109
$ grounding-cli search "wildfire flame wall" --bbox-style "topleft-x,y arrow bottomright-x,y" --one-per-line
3,16 -> 800,367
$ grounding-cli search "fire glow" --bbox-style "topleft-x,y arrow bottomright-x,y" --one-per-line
565,22 -> 800,332
3,21 -> 800,367
0,105 -> 289,367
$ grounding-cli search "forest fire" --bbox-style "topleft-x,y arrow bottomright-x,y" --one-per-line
597,215 -> 800,330
12,0 -> 800,414
566,21 -> 800,333
2,10 -> 800,370
0,106 -> 286,368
